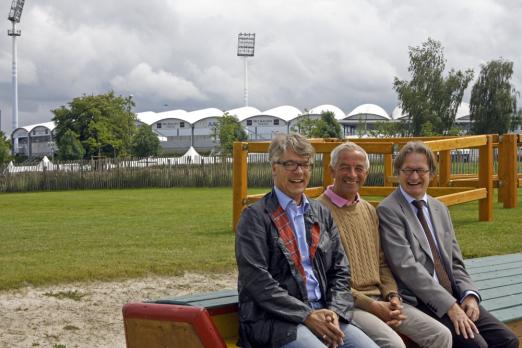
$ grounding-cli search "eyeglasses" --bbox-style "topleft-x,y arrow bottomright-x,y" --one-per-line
400,168 -> 431,176
275,160 -> 313,171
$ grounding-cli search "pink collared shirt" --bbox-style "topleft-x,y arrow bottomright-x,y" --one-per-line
324,185 -> 360,208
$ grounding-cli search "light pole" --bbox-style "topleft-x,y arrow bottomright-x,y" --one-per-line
237,33 -> 255,107
7,0 -> 25,154
48,140 -> 55,161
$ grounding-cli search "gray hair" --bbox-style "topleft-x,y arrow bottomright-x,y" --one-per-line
268,133 -> 315,164
330,142 -> 370,170
394,141 -> 438,175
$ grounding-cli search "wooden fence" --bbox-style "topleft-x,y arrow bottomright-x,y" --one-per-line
343,134 -> 521,208
232,135 -> 522,229
0,157 -> 233,192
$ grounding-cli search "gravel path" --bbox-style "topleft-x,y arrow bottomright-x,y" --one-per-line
0,272 -> 238,348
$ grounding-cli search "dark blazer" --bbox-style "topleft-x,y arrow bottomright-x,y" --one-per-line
377,188 -> 479,318
236,190 -> 354,348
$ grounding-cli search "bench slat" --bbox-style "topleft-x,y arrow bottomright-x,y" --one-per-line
473,276 -> 522,290
465,260 -> 522,276
482,293 -> 522,313
155,297 -> 238,310
165,289 -> 237,302
467,267 -> 522,281
479,283 -> 522,300
464,253 -> 522,268
488,306 -> 522,323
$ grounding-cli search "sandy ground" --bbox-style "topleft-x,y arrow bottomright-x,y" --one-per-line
0,272 -> 238,348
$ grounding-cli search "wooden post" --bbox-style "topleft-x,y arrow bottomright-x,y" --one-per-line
438,150 -> 451,187
502,134 -> 518,208
384,154 -> 393,187
233,142 -> 248,231
478,135 -> 493,221
497,136 -> 506,203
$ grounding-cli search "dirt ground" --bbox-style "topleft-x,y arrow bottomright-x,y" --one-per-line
0,272 -> 238,348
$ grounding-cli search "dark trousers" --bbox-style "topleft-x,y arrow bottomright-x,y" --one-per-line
418,303 -> 518,348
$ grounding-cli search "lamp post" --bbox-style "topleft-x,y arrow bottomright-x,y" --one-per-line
7,0 -> 25,154
237,33 -> 255,107
48,140 -> 55,161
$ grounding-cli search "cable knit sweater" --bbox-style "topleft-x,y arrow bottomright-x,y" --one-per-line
317,194 -> 398,311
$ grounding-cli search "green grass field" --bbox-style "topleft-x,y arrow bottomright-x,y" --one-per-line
0,188 -> 521,290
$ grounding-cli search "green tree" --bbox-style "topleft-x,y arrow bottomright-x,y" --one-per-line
420,121 -> 435,136
291,114 -> 316,137
314,111 -> 342,138
469,59 -> 518,135
369,121 -> 405,138
394,38 -> 474,135
132,124 -> 161,157
52,92 -> 136,159
56,129 -> 85,160
293,111 -> 342,138
212,113 -> 247,156
0,131 -> 11,165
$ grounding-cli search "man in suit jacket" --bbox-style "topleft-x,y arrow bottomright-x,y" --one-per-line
377,141 -> 518,348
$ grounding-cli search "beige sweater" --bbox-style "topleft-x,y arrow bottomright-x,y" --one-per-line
317,194 -> 398,311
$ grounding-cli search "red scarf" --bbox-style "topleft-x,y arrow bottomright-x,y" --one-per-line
271,205 -> 320,282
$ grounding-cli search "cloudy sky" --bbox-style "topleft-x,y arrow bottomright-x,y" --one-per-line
1,0 -> 521,133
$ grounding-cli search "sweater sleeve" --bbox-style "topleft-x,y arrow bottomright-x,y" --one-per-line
352,288 -> 376,311
378,248 -> 398,298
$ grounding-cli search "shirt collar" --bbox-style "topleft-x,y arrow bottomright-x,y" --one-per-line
324,185 -> 360,208
399,185 -> 428,206
274,186 -> 309,212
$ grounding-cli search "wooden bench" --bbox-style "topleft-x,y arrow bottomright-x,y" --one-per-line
122,253 -> 522,347
464,252 -> 522,340
123,289 -> 238,348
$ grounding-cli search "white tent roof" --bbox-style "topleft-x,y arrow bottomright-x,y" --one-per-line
391,105 -> 404,120
456,102 -> 470,119
182,146 -> 201,160
12,121 -> 56,135
347,103 -> 390,120
259,105 -> 302,122
185,108 -> 224,124
391,102 -> 471,120
308,104 -> 346,120
137,110 -> 188,125
226,106 -> 262,121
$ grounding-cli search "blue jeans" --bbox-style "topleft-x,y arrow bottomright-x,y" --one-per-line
281,322 -> 378,348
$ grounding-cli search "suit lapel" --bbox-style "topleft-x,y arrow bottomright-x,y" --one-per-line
393,189 -> 433,260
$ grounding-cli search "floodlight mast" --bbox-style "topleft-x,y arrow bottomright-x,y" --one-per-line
237,33 -> 255,107
7,0 -> 25,153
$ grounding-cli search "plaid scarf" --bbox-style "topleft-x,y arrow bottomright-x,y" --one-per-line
271,205 -> 320,283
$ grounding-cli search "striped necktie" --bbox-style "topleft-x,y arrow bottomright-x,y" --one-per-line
412,200 -> 453,294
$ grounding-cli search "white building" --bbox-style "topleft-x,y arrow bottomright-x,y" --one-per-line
13,102 -> 481,157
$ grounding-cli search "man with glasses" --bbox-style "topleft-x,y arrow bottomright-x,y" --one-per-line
318,142 -> 451,347
378,141 -> 518,348
236,133 -> 377,348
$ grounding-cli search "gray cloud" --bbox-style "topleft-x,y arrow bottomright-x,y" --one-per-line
1,0 -> 521,133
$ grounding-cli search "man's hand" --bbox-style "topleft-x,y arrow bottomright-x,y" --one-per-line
304,309 -> 344,347
447,302 -> 479,339
368,300 -> 406,329
461,295 -> 480,322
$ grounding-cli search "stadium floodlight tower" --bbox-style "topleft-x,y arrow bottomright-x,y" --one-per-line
7,0 -> 25,152
237,33 -> 255,107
